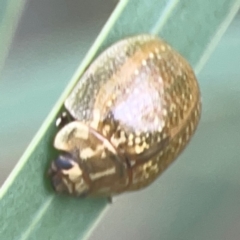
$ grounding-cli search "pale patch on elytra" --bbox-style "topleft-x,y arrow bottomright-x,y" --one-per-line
161,45 -> 166,51
149,52 -> 154,59
134,141 -> 149,154
90,109 -> 101,129
142,59 -> 147,66
135,145 -> 145,154
107,100 -> 113,107
89,167 -> 116,180
128,133 -> 134,140
134,69 -> 139,75
135,137 -> 141,144
154,116 -> 160,127
143,142 -> 150,149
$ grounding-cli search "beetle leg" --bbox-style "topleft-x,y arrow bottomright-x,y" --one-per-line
56,111 -> 74,128
107,197 -> 113,204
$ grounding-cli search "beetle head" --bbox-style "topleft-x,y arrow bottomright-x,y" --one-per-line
49,121 -> 92,196
49,153 -> 89,196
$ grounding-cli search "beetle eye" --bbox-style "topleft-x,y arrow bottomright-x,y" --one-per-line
54,154 -> 74,170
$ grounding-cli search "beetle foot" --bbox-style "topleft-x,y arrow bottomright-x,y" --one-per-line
56,111 -> 73,128
107,197 -> 113,204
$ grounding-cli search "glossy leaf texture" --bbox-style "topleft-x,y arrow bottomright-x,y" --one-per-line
0,0 -> 239,239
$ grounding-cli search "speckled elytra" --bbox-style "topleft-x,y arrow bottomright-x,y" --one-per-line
48,34 -> 201,197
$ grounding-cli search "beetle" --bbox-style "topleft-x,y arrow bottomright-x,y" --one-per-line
48,34 -> 201,197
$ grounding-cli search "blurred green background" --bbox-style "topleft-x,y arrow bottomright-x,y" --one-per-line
1,1 -> 240,240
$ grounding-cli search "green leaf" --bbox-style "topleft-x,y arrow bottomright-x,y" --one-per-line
0,0 -> 239,239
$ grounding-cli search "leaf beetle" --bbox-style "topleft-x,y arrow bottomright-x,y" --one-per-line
48,34 -> 201,197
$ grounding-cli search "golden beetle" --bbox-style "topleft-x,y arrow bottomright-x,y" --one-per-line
48,34 -> 201,197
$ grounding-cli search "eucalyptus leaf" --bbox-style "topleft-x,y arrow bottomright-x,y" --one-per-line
0,0 -> 239,239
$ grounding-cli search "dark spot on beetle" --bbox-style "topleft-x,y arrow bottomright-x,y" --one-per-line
54,154 -> 74,170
